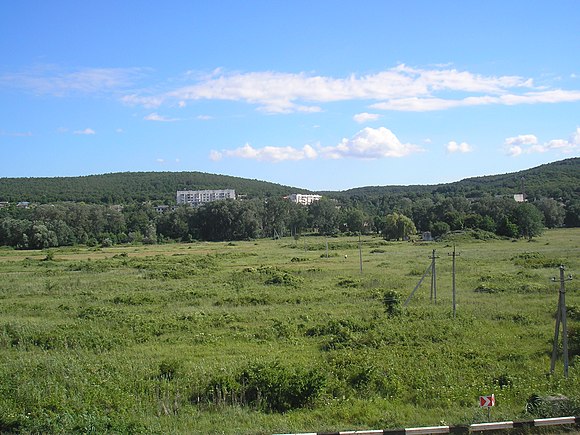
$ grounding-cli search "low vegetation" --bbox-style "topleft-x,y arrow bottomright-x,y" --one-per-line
0,228 -> 579,433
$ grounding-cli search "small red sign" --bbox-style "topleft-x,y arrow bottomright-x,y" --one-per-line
479,394 -> 495,407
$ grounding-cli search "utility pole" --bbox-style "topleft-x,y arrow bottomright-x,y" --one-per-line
430,249 -> 439,303
358,232 -> 363,274
448,245 -> 460,317
550,265 -> 573,377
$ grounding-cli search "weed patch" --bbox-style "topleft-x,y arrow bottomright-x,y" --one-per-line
512,252 -> 564,268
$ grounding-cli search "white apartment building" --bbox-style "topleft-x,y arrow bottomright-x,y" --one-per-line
287,193 -> 322,206
176,189 -> 236,206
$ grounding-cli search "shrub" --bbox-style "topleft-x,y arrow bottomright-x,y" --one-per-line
193,361 -> 325,413
512,252 -> 563,268
525,394 -> 580,418
158,359 -> 181,381
382,290 -> 402,316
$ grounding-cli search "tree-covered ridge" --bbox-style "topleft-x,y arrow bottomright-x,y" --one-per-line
0,171 -> 306,204
0,158 -> 579,249
329,157 -> 580,202
0,158 -> 578,205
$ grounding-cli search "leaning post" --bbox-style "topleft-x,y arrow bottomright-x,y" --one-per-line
550,265 -> 572,377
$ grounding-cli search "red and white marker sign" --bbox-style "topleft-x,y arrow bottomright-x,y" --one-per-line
479,394 -> 495,408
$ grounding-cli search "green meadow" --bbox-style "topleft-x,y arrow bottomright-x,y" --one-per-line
1,229 -> 579,434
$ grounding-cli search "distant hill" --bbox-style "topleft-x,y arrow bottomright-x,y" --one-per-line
326,157 -> 580,202
0,171 -> 308,204
0,158 -> 578,204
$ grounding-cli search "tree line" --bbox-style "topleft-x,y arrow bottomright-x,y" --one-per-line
1,158 -> 578,206
0,192 -> 577,249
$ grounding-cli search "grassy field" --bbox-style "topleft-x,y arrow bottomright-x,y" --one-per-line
1,229 -> 579,434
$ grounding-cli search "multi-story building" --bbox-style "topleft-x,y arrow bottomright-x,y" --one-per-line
176,189 -> 236,206
287,193 -> 322,206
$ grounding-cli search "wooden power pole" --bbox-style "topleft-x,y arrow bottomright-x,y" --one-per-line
448,245 -> 460,318
550,265 -> 573,377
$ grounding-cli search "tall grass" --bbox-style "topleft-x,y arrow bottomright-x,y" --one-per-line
0,229 -> 579,433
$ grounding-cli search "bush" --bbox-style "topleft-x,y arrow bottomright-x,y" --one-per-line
158,359 -> 181,381
382,290 -> 402,316
525,394 -> 580,418
194,361 -> 325,413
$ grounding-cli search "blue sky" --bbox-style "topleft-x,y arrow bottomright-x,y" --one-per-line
1,1 -> 579,191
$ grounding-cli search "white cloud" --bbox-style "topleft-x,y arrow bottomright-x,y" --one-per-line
505,128 -> 580,156
73,128 -> 96,135
6,64 -> 580,114
126,65 -> 542,113
446,141 -> 473,153
209,150 -> 223,161
210,143 -> 318,163
197,115 -> 213,120
353,112 -> 380,123
144,112 -> 178,122
320,127 -> 424,159
211,127 -> 422,163
371,90 -> 580,112
122,94 -> 164,108
505,134 -> 539,146
0,66 -> 143,96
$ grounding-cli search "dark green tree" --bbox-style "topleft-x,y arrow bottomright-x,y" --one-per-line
308,199 -> 339,235
383,213 -> 416,240
535,198 -> 565,228
513,203 -> 544,239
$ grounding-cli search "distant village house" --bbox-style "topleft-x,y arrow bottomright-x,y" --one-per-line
287,193 -> 322,206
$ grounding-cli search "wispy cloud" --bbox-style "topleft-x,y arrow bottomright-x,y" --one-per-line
73,128 -> 96,135
353,112 -> 381,123
372,90 -> 580,112
0,130 -> 32,137
505,128 -> 580,156
210,127 -> 423,162
7,64 -> 580,114
123,64 -> 559,113
446,141 -> 473,153
0,66 -> 143,96
144,112 -> 179,122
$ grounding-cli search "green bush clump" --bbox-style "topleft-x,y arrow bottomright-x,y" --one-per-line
525,394 -> 580,418
512,252 -> 564,268
475,273 -> 548,294
68,259 -> 117,272
194,361 -> 325,413
158,358 -> 182,381
336,277 -> 360,288
265,271 -> 301,286
241,265 -> 303,286
306,319 -> 371,350
0,322 -> 123,352
382,289 -> 402,316
326,351 -> 400,398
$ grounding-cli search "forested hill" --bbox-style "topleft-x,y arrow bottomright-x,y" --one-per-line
327,158 -> 580,202
0,171 -> 306,204
0,157 -> 578,205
